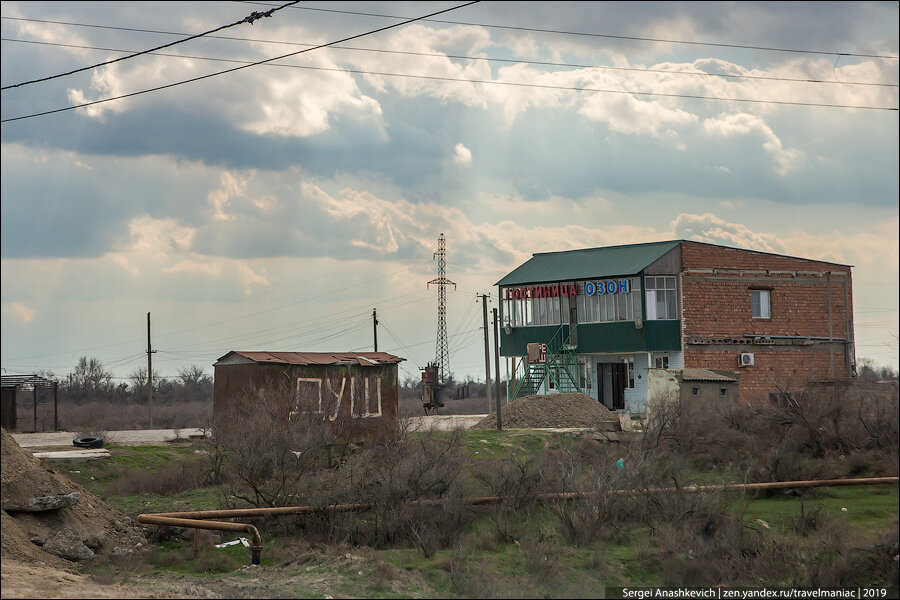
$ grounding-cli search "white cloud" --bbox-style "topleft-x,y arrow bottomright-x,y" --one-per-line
670,213 -> 785,252
208,172 -> 248,221
452,143 -> 472,165
703,113 -> 804,176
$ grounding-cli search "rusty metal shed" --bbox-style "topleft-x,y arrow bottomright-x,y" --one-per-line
213,351 -> 405,441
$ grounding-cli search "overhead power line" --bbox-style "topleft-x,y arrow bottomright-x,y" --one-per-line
0,1 -> 481,123
2,40 -> 895,114
1,1 -> 300,90
237,1 -> 900,60
5,35 -> 897,89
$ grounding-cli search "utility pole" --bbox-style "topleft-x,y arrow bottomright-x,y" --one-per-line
493,307 -> 502,431
373,308 -> 378,352
482,294 -> 492,413
146,312 -> 156,428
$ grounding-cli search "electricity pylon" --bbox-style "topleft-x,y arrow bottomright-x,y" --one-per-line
427,233 -> 455,384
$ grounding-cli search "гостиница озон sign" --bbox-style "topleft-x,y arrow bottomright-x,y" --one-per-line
504,279 -> 630,300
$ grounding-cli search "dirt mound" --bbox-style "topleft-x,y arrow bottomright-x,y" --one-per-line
1,428 -> 146,567
473,393 -> 619,429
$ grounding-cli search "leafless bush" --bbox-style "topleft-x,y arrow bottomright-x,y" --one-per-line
473,451 -> 560,544
59,399 -> 211,431
208,375 -> 335,507
522,532 -> 560,584
642,383 -> 899,483
105,458 -> 210,496
335,426 -> 471,553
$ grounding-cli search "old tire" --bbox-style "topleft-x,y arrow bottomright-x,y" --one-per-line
72,436 -> 104,449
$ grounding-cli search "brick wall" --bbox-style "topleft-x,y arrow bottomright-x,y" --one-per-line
680,241 -> 855,401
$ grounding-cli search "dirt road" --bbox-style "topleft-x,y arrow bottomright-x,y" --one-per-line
11,416 -> 485,449
10,429 -> 206,448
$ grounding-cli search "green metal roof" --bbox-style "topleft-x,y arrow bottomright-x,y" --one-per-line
496,240 -> 681,286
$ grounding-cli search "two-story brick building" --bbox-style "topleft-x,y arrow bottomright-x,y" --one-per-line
497,240 -> 855,410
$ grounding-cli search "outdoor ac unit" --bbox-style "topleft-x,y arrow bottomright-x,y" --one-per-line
739,352 -> 755,367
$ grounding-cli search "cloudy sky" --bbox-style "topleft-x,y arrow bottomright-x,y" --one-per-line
2,1 -> 898,386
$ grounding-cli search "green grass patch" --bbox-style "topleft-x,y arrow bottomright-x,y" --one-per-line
735,484 -> 898,536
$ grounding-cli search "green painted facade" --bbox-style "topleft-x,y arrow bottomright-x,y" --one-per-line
500,320 -> 681,356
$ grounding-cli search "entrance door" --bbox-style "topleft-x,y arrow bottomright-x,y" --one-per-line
609,362 -> 626,410
598,362 -> 626,411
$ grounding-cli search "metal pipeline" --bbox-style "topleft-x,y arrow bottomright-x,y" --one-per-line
136,514 -> 263,565
138,476 -> 897,565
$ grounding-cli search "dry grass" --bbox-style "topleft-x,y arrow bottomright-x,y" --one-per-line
58,399 -> 211,431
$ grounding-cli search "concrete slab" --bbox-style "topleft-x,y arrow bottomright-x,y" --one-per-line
30,449 -> 111,460
403,415 -> 487,431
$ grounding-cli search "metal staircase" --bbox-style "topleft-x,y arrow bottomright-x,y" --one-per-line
510,325 -> 582,401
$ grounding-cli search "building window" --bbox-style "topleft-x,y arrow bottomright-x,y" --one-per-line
576,277 -> 640,324
692,386 -> 700,396
579,358 -> 592,390
751,289 -> 771,319
623,357 -> 635,389
720,388 -> 728,397
654,355 -> 669,369
645,276 -> 677,320
502,289 -> 563,328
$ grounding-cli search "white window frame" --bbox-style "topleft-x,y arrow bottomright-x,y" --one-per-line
751,289 -> 771,319
645,276 -> 677,320
623,357 -> 635,389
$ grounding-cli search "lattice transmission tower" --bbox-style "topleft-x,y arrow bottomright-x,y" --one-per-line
427,233 -> 456,383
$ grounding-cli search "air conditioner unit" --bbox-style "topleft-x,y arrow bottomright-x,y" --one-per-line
739,352 -> 755,367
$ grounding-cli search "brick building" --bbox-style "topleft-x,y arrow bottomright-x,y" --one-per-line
497,240 -> 855,410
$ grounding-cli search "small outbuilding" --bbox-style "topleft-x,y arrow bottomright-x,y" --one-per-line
213,351 -> 404,441
648,368 -> 740,404
1,374 -> 59,432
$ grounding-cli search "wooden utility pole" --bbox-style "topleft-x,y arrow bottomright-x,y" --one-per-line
482,294 -> 492,412
493,307 -> 502,431
373,308 -> 378,352
147,312 -> 155,428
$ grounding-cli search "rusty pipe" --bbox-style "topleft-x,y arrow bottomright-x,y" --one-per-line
149,476 -> 899,520
139,476 -> 897,565
137,514 -> 263,565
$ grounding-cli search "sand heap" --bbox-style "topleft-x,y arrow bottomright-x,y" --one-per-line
473,392 -> 619,429
1,428 -> 146,567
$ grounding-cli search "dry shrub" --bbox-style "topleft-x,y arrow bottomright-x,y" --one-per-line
327,426 -> 472,554
59,399 -> 211,431
105,457 -> 210,496
257,423 -> 473,557
523,534 -> 558,579
643,383 -> 899,483
208,375 -> 336,507
473,451 -> 559,544
444,542 -> 525,598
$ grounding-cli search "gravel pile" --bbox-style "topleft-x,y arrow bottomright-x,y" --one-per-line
473,393 -> 618,429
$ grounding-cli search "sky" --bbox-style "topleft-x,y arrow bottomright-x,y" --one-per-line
1,1 -> 898,387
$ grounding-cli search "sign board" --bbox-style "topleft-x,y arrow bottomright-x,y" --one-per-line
527,342 -> 547,364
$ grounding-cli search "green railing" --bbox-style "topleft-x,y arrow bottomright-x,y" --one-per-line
510,324 -> 582,401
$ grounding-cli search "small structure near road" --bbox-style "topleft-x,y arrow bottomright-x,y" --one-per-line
1,374 -> 58,432
213,351 -> 405,441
